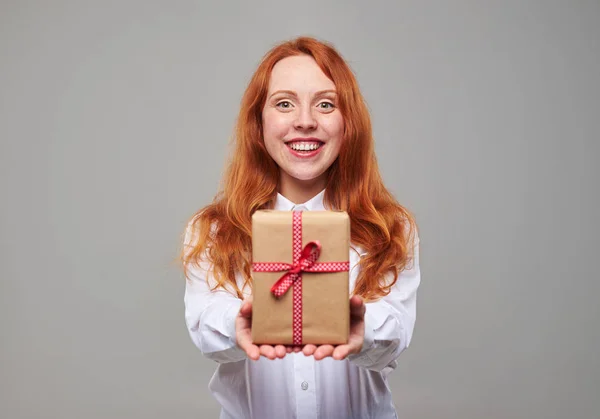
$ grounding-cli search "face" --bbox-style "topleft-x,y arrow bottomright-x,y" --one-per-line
262,55 -> 344,195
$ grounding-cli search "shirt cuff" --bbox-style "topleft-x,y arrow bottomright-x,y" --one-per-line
361,307 -> 376,352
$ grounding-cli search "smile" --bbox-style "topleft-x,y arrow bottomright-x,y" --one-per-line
288,141 -> 322,151
285,139 -> 324,158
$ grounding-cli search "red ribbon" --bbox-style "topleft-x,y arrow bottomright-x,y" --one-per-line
252,211 -> 350,345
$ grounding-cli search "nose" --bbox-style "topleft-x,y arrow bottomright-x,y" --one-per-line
294,107 -> 317,131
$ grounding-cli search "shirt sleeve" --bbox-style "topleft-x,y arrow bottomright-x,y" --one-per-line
348,232 -> 421,372
182,223 -> 247,363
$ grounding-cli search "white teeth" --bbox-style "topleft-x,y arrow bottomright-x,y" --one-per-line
289,142 -> 321,151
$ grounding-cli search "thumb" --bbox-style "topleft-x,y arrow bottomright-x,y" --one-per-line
239,299 -> 253,318
349,295 -> 365,317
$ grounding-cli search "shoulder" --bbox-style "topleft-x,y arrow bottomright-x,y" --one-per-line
182,217 -> 219,269
183,217 -> 218,245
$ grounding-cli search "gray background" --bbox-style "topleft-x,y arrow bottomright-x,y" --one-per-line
1,1 -> 598,418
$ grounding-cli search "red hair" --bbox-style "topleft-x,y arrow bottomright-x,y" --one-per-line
182,36 -> 417,302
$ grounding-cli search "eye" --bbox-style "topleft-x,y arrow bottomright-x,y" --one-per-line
276,101 -> 293,109
318,101 -> 335,110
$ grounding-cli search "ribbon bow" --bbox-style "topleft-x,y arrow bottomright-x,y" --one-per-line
269,241 -> 321,297
253,239 -> 350,297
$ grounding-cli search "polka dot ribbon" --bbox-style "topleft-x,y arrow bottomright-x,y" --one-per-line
252,211 -> 350,345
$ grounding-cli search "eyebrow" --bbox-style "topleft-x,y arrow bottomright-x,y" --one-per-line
268,89 -> 337,99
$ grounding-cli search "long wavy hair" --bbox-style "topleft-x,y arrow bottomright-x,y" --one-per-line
181,36 -> 417,302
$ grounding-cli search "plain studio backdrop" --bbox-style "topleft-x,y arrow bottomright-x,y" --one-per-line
1,1 -> 598,418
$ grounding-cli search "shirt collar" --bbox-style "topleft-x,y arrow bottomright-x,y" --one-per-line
272,189 -> 366,256
273,189 -> 327,211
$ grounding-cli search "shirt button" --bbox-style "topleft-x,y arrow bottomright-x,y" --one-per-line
301,381 -> 309,390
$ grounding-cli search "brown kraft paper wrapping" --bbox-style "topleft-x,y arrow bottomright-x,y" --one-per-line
251,210 -> 350,345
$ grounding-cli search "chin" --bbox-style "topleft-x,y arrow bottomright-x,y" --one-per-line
290,172 -> 328,184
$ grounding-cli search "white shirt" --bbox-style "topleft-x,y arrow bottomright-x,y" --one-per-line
183,190 -> 421,419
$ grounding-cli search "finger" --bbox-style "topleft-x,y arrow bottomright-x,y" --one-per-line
259,345 -> 275,359
313,345 -> 335,360
275,345 -> 286,358
247,345 -> 260,360
349,295 -> 365,317
293,346 -> 303,353
238,337 -> 260,361
302,344 -> 317,356
286,346 -> 294,353
239,300 -> 253,318
259,345 -> 276,360
333,344 -> 351,360
235,315 -> 251,334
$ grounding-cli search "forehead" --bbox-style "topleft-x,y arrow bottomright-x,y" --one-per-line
268,55 -> 336,92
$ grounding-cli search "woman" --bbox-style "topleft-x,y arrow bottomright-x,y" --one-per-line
182,36 -> 421,419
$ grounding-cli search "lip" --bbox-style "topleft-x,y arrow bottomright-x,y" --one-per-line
284,137 -> 325,159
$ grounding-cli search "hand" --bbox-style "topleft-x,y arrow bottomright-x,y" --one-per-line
235,297 -> 288,361
302,295 -> 366,361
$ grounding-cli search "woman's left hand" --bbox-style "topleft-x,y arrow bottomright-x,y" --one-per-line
302,295 -> 366,361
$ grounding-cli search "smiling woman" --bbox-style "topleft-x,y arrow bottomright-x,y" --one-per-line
181,36 -> 420,419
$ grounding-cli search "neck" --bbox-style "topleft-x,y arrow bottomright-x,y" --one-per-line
278,171 -> 326,204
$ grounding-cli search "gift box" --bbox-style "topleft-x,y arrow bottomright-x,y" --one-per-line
251,210 -> 351,346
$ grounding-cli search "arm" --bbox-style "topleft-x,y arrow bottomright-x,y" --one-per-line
347,234 -> 421,372
182,224 -> 246,363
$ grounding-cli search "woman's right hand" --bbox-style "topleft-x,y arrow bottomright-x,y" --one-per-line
235,298 -> 292,361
